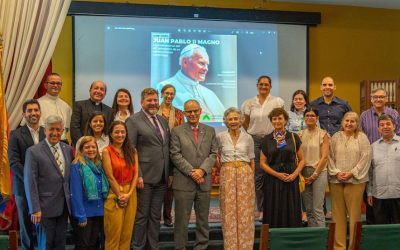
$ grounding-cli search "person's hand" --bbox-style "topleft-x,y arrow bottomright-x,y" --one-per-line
78,221 -> 87,227
168,176 -> 173,188
336,172 -> 352,182
31,211 -> 42,225
367,196 -> 373,206
137,177 -> 144,189
276,173 -> 289,181
191,169 -> 205,180
283,173 -> 297,182
118,193 -> 131,207
304,177 -> 314,185
196,177 -> 205,184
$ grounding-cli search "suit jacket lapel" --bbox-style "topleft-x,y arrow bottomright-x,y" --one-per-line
60,143 -> 70,177
21,125 -> 35,147
85,99 -> 95,114
184,123 -> 197,147
197,123 -> 205,148
42,141 -> 63,176
39,127 -> 46,142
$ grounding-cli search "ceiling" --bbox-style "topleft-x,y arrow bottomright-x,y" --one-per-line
270,0 -> 400,10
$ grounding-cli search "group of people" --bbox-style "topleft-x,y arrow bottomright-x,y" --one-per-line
7,72 -> 400,250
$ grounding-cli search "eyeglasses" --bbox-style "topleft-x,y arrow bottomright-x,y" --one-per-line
46,81 -> 62,86
305,114 -> 317,118
371,95 -> 386,100
257,83 -> 270,87
184,109 -> 200,114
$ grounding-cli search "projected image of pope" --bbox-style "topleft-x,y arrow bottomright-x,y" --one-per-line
157,44 -> 225,122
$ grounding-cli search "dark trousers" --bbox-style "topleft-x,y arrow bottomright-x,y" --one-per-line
15,195 -> 35,250
252,135 -> 264,212
131,180 -> 167,250
71,216 -> 103,250
36,205 -> 69,250
163,186 -> 174,224
373,197 -> 400,224
364,190 -> 376,224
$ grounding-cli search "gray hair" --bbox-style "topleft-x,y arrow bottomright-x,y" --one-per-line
223,107 -> 244,126
45,115 -> 64,129
179,44 -> 207,66
371,87 -> 387,96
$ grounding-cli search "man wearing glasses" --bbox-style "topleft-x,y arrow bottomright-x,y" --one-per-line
360,87 -> 400,144
360,87 -> 400,225
170,100 -> 218,250
21,73 -> 72,142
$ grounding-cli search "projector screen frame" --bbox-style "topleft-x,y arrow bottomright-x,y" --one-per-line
69,2 -> 320,104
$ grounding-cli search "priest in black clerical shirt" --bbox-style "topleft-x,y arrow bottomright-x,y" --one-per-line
70,80 -> 114,145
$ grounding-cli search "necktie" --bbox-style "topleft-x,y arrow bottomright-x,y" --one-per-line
151,116 -> 163,142
52,145 -> 64,177
193,127 -> 198,144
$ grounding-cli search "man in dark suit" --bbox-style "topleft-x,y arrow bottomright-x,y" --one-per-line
8,99 -> 45,250
70,80 -> 114,145
24,115 -> 73,250
126,88 -> 170,250
170,99 -> 218,250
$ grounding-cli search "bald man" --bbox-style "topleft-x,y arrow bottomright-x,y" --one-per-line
310,77 -> 352,136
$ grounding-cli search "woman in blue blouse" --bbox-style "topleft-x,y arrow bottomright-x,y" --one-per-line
70,136 -> 109,250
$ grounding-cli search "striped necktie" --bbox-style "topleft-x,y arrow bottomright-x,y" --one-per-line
52,145 -> 64,177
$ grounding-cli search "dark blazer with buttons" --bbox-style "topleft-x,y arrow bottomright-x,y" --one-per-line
170,122 -> 218,192
126,110 -> 171,184
24,140 -> 73,218
70,99 -> 114,145
8,125 -> 46,196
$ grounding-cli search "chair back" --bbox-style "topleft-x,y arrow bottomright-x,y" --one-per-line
0,230 -> 18,250
259,223 -> 335,250
353,221 -> 400,250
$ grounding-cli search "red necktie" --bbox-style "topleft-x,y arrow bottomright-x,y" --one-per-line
193,127 -> 198,144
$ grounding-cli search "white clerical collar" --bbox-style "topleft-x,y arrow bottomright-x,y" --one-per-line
45,93 -> 59,101
176,70 -> 199,86
90,98 -> 101,105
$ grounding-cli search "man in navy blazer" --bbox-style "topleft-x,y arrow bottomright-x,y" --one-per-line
70,80 -> 114,145
24,115 -> 73,250
8,99 -> 45,250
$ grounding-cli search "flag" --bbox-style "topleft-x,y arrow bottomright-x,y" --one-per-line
0,44 -> 13,230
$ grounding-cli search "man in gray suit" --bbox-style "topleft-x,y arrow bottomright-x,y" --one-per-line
126,88 -> 171,250
170,99 -> 218,250
24,115 -> 73,250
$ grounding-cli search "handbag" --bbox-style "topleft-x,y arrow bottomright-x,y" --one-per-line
292,133 -> 305,193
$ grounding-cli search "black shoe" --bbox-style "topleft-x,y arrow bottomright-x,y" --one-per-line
164,222 -> 174,227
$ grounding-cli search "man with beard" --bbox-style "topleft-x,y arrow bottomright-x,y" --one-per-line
310,76 -> 352,137
8,99 -> 46,250
126,88 -> 171,250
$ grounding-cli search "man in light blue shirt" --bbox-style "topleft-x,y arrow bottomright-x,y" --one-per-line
367,114 -> 400,224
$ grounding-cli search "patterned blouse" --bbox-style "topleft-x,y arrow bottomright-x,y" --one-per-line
328,131 -> 371,184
